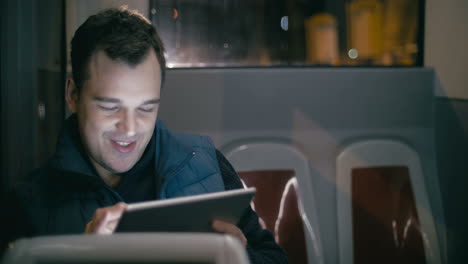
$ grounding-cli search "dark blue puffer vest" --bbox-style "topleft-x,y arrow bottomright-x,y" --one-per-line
11,115 -> 225,236
153,119 -> 225,198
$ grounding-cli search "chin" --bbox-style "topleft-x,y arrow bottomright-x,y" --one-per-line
110,153 -> 142,171
110,161 -> 137,173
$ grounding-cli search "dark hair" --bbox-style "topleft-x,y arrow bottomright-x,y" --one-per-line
70,6 -> 166,93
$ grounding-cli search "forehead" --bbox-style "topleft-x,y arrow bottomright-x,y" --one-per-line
83,50 -> 161,97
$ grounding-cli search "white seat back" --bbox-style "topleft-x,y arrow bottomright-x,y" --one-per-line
336,139 -> 441,264
224,141 -> 324,264
2,233 -> 250,264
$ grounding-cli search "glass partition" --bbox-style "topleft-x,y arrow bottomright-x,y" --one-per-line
150,0 -> 424,68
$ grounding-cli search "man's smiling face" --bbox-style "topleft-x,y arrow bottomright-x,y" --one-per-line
67,49 -> 161,179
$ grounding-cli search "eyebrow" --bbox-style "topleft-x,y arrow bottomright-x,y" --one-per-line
93,97 -> 160,105
93,97 -> 120,103
142,98 -> 160,105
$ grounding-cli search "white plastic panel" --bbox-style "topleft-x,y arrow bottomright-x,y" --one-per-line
1,233 -> 249,264
336,139 -> 441,264
223,141 -> 324,264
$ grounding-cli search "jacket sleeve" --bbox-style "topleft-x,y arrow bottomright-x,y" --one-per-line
216,150 -> 289,264
0,186 -> 35,257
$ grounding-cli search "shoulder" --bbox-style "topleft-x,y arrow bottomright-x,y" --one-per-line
10,161 -> 93,208
156,119 -> 215,149
1,165 -> 57,241
9,164 -> 63,206
216,150 -> 244,190
155,120 -> 225,197
155,119 -> 218,163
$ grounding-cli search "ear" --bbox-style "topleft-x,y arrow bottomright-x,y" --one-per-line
65,78 -> 79,113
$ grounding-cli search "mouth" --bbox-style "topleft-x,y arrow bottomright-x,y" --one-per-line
111,139 -> 137,153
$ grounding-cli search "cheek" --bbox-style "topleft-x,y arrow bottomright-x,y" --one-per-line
142,116 -> 158,134
139,110 -> 159,131
80,112 -> 113,139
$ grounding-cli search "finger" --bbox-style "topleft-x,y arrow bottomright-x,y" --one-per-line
106,218 -> 119,231
86,202 -> 127,234
97,203 -> 127,233
105,202 -> 128,218
85,220 -> 94,233
212,220 -> 235,233
211,220 -> 247,246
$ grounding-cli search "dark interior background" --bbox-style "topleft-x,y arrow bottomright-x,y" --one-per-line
0,0 -> 466,263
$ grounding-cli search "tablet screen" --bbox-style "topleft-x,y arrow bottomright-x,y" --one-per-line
115,187 -> 256,232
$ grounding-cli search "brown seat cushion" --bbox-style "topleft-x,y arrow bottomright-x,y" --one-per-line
239,170 -> 308,264
351,166 -> 426,264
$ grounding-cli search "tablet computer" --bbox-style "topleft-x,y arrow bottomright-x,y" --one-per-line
115,187 -> 256,233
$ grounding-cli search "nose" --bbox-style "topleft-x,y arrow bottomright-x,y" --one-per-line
117,110 -> 137,137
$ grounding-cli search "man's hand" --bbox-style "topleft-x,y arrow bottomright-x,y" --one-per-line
212,220 -> 247,246
85,202 -> 127,234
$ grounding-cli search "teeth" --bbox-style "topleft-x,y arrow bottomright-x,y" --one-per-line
116,141 -> 131,146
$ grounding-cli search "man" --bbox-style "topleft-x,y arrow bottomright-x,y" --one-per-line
0,7 -> 288,263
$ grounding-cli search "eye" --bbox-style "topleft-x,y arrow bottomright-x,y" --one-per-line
98,105 -> 119,112
138,106 -> 155,113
